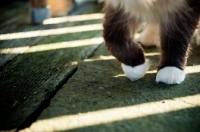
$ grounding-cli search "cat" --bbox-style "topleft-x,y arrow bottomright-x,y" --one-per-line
197,25 -> 200,45
103,0 -> 200,84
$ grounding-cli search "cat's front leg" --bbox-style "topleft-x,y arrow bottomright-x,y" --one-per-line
103,4 -> 149,81
156,10 -> 199,84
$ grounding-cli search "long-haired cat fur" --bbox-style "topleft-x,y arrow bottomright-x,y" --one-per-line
103,0 -> 200,84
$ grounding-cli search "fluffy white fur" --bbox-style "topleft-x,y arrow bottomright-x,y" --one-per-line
106,0 -> 186,23
139,24 -> 160,47
156,67 -> 185,84
121,62 -> 149,81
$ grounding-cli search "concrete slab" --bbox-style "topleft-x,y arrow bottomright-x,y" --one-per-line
0,2 -> 103,131
22,43 -> 200,132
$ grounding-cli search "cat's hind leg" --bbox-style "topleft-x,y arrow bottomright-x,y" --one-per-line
138,24 -> 160,47
103,4 -> 149,81
156,9 -> 200,84
197,26 -> 200,46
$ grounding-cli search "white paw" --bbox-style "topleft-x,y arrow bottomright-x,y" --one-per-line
156,67 -> 185,84
121,61 -> 149,81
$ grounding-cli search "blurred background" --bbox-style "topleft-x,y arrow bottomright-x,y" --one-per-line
1,0 -> 105,25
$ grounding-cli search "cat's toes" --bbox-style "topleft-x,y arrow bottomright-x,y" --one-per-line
121,61 -> 149,81
156,67 -> 185,84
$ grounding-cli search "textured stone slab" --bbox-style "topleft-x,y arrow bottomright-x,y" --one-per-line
22,44 -> 200,132
0,2 -> 103,131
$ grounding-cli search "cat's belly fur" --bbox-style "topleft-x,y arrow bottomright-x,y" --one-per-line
106,0 -> 187,23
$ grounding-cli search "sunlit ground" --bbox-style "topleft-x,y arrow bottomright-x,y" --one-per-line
21,94 -> 200,132
0,37 -> 103,54
0,13 -> 104,66
0,9 -> 105,131
43,13 -> 104,25
0,24 -> 102,40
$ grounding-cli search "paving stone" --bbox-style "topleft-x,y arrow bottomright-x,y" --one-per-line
23,44 -> 200,132
0,1 -> 103,131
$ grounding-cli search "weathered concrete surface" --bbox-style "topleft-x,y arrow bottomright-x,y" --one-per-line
0,1 -> 103,131
22,43 -> 200,132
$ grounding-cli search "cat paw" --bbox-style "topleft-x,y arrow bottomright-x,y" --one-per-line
121,61 -> 149,81
156,67 -> 185,84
